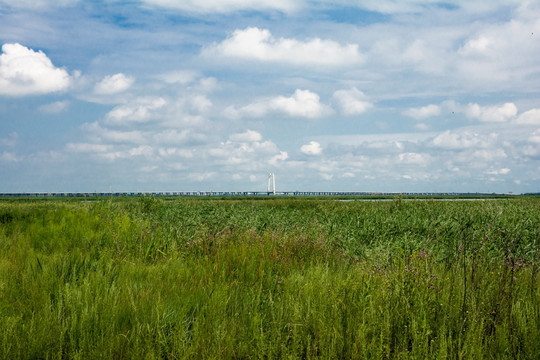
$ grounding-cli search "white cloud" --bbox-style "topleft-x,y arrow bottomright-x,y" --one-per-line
189,95 -> 212,113
414,123 -> 430,131
140,0 -> 298,13
429,130 -> 493,150
66,143 -> 111,153
515,109 -> 540,126
99,129 -> 146,144
271,90 -> 327,118
94,73 -> 134,95
485,168 -> 511,175
207,138 -> 287,171
522,145 -> 540,159
301,141 -> 323,155
229,130 -> 262,142
39,100 -> 70,114
400,39 -> 448,74
157,147 -> 193,158
471,149 -> 507,162
455,11 -> 540,88
78,144 -> 155,162
345,0 -> 453,14
153,129 -> 206,145
409,100 -> 518,123
0,0 -> 79,9
332,88 -> 373,115
227,89 -> 328,119
464,102 -> 517,123
0,43 -> 71,96
127,145 -> 153,157
1,132 -> 19,147
188,172 -> 217,182
0,151 -> 22,162
320,173 -> 333,180
205,27 -> 362,66
195,77 -> 219,93
104,97 -> 167,125
402,104 -> 441,120
529,129 -> 540,144
397,152 -> 431,165
158,70 -> 199,85
459,35 -> 494,56
269,151 -> 288,165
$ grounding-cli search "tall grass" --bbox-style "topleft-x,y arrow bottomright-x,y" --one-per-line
0,197 -> 538,358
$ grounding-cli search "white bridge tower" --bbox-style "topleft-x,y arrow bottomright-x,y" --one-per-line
267,172 -> 276,195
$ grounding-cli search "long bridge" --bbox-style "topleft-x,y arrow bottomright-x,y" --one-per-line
0,191 -> 510,198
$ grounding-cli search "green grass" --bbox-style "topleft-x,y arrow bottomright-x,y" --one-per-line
0,197 -> 539,358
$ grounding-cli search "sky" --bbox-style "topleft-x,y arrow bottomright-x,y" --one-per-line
0,0 -> 539,193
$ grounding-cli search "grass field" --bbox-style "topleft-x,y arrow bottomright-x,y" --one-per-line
0,197 -> 538,359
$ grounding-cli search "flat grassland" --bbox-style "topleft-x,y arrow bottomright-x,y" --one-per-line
0,197 -> 538,359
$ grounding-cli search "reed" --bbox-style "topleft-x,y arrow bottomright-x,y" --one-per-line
0,197 -> 538,358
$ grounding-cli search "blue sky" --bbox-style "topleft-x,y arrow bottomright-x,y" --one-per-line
1,0 -> 539,193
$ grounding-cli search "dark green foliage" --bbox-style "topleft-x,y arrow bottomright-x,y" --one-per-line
0,198 -> 538,358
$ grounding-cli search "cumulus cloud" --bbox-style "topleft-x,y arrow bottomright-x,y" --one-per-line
157,147 -> 194,158
332,88 -> 373,115
66,142 -> 155,161
459,35 -> 494,56
39,100 -> 70,114
104,97 -> 167,126
455,10 -> 540,87
189,95 -> 212,113
407,100 -> 518,123
103,131 -> 146,144
205,27 -> 363,66
81,122 -> 147,145
153,129 -> 207,146
269,151 -> 288,165
402,104 -> 441,120
301,141 -> 322,155
270,90 -> 327,118
229,130 -> 262,142
208,138 -> 288,170
94,73 -> 134,95
0,43 -> 71,96
448,101 -> 518,123
226,89 -> 328,119
515,108 -> 540,126
429,130 -> 495,150
464,102 -> 517,123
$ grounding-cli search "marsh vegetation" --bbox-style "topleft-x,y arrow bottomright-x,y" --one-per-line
0,197 -> 538,358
